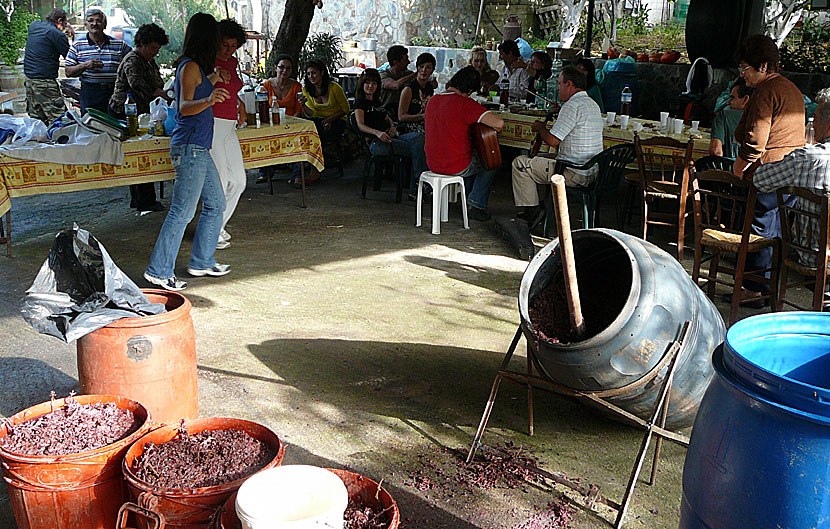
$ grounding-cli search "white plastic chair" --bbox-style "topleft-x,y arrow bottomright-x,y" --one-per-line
416,171 -> 470,235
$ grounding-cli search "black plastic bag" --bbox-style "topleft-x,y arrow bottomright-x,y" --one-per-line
21,224 -> 165,342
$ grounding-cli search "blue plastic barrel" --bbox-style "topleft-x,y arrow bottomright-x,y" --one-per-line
680,312 -> 830,529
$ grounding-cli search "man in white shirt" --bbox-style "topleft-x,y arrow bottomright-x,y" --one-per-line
497,39 -> 531,104
511,65 -> 605,219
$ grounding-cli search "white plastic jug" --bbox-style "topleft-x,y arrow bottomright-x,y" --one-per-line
235,465 -> 348,528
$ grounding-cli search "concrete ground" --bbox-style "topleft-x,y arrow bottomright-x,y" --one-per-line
0,157 -> 812,528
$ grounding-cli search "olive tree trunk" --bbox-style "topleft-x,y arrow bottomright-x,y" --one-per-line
268,0 -> 317,73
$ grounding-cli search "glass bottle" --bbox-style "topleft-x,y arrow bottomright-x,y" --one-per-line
256,84 -> 270,126
806,117 -> 815,145
124,93 -> 138,137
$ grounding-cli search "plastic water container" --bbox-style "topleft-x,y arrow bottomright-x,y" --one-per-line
680,312 -> 830,529
235,465 -> 349,528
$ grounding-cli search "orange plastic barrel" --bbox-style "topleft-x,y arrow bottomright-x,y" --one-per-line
0,395 -> 152,529
76,289 -> 198,425
214,468 -> 400,529
122,417 -> 285,529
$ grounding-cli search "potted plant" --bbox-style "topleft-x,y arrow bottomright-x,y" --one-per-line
299,32 -> 344,76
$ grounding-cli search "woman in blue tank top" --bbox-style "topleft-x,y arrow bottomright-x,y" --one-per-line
144,13 -> 232,291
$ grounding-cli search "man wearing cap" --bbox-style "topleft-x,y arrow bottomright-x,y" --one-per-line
64,8 -> 131,114
23,8 -> 70,125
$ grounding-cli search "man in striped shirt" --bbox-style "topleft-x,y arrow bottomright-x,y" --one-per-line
750,88 -> 830,302
64,8 -> 131,114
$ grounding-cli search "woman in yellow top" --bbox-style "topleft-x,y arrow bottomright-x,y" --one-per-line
298,59 -> 349,134
296,59 -> 349,184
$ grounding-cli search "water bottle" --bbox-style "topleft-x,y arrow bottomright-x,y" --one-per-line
499,77 -> 510,106
124,93 -> 138,137
806,117 -> 815,145
271,98 -> 280,125
620,84 -> 633,116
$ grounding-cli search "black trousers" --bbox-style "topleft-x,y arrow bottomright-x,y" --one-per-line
79,81 -> 114,115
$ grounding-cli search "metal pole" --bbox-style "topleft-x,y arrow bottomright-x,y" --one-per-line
584,0 -> 594,57
474,0 -> 486,43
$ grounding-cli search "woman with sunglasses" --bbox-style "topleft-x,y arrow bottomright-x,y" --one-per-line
255,54 -> 304,184
731,34 -> 805,307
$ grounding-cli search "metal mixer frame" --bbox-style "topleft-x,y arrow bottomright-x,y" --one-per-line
466,321 -> 692,529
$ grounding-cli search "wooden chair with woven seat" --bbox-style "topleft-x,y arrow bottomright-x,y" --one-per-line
633,133 -> 695,260
776,186 -> 830,312
691,167 -> 781,325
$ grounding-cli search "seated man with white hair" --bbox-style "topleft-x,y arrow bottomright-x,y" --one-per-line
511,65 -> 604,223
749,87 -> 830,303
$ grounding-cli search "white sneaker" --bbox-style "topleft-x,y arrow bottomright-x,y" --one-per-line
220,229 -> 231,241
143,272 -> 187,291
187,263 -> 231,277
216,238 -> 231,250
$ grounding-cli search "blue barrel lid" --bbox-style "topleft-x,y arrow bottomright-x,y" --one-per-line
723,313 -> 830,419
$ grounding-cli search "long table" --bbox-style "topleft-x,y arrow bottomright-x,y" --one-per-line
497,111 -> 712,158
0,117 -> 324,219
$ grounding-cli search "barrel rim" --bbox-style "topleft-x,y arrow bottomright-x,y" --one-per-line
122,417 -> 285,496
519,228 -> 640,348
0,394 -> 151,462
95,288 -> 191,329
714,341 -> 830,425
724,312 -> 830,413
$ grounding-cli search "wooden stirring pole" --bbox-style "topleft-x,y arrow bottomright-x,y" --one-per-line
550,174 -> 585,338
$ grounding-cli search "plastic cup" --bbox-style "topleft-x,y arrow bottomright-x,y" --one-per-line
674,118 -> 684,134
491,95 -> 500,105
489,91 -> 498,100
278,108 -> 286,121
619,115 -> 630,129
606,112 -> 616,126
691,120 -> 700,131
660,111 -> 670,128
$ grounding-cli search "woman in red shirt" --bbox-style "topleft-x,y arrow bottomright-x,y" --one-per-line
210,18 -> 246,250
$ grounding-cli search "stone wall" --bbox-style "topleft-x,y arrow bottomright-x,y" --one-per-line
405,46 -> 500,86
263,0 -> 482,58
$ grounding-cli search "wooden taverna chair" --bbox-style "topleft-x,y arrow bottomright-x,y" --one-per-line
691,167 -> 780,325
776,186 -> 830,312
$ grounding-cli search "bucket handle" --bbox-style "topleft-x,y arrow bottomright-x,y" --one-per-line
117,501 -> 165,529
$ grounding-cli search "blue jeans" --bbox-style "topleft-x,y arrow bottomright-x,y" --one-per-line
456,154 -> 497,210
146,144 -> 226,279
396,131 -> 428,193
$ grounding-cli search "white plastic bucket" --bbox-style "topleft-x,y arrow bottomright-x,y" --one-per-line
235,465 -> 348,528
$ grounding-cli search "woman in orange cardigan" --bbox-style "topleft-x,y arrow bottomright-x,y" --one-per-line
732,34 -> 805,306
256,54 -> 303,184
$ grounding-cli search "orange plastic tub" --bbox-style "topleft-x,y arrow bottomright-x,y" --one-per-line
76,289 -> 198,425
0,395 -> 152,529
121,417 -> 285,529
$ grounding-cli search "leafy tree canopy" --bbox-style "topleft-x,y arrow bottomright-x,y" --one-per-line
121,0 -> 221,67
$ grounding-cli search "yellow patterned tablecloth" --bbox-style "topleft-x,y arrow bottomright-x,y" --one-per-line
0,116 -> 323,216
497,111 -> 712,158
